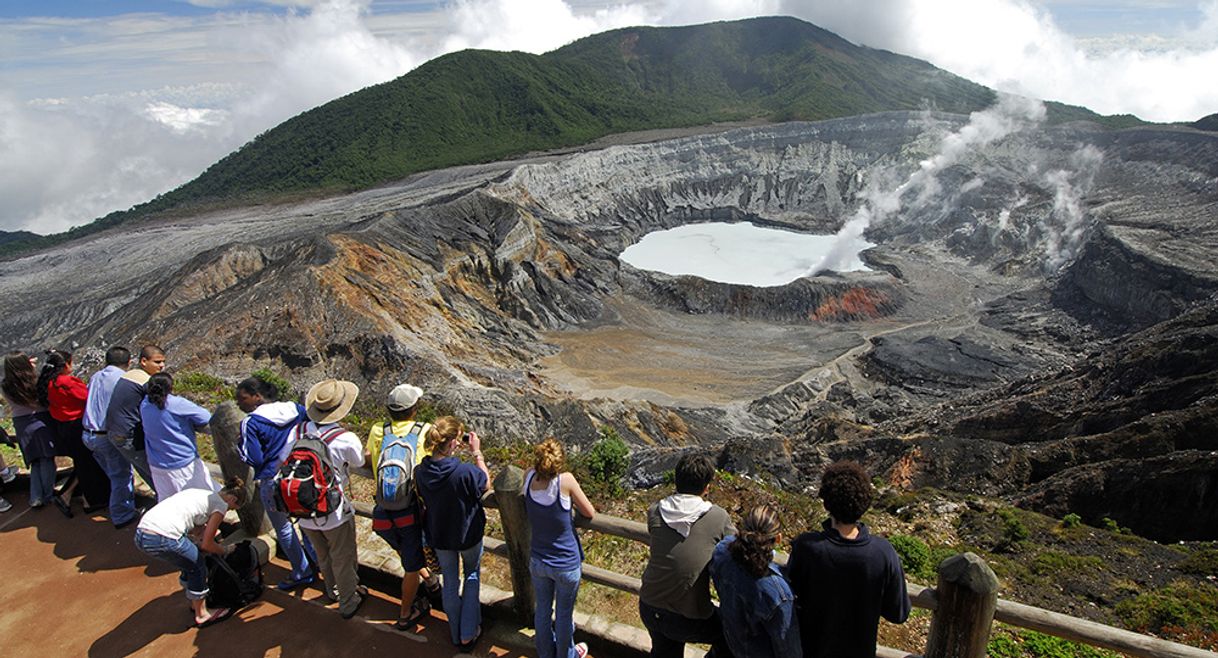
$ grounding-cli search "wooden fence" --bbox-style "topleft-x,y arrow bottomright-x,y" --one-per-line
208,412 -> 1216,658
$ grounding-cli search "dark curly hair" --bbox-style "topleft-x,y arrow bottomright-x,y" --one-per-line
729,505 -> 781,578
818,461 -> 874,524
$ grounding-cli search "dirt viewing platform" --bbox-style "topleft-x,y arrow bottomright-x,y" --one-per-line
0,483 -> 538,658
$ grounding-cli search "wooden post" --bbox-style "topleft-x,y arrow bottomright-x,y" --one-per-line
925,552 -> 1000,658
493,465 -> 535,622
210,401 -> 274,562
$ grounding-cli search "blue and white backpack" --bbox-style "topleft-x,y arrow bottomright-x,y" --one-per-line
375,421 -> 426,511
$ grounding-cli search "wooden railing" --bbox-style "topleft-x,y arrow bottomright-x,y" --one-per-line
208,409 -> 1216,658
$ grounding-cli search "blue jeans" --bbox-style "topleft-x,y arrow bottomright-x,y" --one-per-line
82,430 -> 136,525
134,529 -> 208,600
258,479 -> 317,580
435,541 -> 482,645
28,458 -> 56,505
110,433 -> 156,495
531,558 -> 582,658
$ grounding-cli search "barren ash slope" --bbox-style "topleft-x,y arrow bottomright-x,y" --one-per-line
2,17 -> 1217,544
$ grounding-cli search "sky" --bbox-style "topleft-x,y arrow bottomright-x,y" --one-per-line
1,0 -> 1215,235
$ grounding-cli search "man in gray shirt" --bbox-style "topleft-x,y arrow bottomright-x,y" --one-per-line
639,453 -> 735,658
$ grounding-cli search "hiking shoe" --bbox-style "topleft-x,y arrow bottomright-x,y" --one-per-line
574,642 -> 590,658
0,497 -> 11,513
0,467 -> 15,484
340,592 -> 366,620
277,572 -> 317,591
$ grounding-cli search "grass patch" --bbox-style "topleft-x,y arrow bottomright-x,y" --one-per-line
1115,580 -> 1218,634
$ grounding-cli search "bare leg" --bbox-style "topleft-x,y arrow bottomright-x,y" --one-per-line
400,570 -> 421,619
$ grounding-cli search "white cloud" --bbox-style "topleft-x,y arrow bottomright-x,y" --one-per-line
3,0 -> 1217,235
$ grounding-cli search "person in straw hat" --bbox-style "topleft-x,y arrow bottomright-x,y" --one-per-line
295,378 -> 367,619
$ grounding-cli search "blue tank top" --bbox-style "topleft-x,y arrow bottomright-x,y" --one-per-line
524,471 -> 583,570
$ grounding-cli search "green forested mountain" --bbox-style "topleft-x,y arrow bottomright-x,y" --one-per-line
13,16 -> 1140,253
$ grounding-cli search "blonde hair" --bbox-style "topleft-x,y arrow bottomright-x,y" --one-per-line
533,437 -> 565,480
425,415 -> 464,453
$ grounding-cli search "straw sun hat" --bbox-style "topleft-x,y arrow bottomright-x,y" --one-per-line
305,378 -> 359,424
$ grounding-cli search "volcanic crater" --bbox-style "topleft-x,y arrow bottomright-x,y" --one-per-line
3,111 -> 1217,539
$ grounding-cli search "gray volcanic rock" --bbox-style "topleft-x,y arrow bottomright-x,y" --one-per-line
2,112 -> 1218,539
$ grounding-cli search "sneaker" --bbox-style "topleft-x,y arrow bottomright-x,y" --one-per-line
0,467 -> 15,484
574,642 -> 590,658
0,497 -> 11,513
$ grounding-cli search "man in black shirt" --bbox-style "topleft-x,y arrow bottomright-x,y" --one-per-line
786,461 -> 910,658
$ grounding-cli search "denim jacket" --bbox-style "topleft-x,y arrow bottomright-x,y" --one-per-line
709,537 -> 802,658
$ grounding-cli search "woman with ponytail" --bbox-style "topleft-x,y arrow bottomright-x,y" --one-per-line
37,349 -> 110,516
523,438 -> 596,658
2,351 -> 57,508
135,475 -> 249,627
709,505 -> 801,658
139,372 -> 215,500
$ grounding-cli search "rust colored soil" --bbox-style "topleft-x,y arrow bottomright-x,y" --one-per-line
0,488 -> 529,657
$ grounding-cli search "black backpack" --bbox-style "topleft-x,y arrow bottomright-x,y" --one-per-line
206,540 -> 264,610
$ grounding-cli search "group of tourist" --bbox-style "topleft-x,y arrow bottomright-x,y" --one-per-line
2,343 -> 911,658
637,455 -> 910,658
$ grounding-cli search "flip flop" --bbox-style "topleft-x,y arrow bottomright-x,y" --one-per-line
196,607 -> 234,628
393,599 -> 430,630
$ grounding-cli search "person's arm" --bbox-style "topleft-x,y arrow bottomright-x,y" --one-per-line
197,511 -> 230,556
766,595 -> 803,658
466,431 -> 491,492
184,399 -> 212,432
563,472 -> 596,520
237,417 -> 263,468
67,376 -> 89,404
880,545 -> 912,623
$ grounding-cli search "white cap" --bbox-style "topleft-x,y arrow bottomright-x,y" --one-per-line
387,383 -> 423,411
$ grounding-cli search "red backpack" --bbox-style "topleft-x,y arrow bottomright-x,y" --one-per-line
273,422 -> 347,519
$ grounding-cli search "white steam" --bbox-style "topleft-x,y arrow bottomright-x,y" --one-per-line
1041,144 -> 1103,272
806,94 -> 1047,275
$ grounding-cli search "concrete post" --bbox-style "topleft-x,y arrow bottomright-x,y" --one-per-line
925,552 -> 1000,658
210,401 -> 274,562
493,465 -> 535,622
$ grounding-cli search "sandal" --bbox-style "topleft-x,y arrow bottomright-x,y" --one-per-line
196,607 -> 233,628
393,598 -> 430,630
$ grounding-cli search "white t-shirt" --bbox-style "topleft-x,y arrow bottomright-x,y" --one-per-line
138,488 -> 228,539
297,421 -> 365,532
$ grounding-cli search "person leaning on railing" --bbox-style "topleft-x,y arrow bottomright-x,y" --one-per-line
415,415 -> 491,652
786,461 -> 910,658
523,437 -> 596,658
710,505 -> 801,658
638,453 -> 735,658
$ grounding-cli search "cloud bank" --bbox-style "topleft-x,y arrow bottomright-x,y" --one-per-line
2,0 -> 1215,234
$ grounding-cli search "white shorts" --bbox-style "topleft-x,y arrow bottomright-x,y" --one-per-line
150,458 -> 219,501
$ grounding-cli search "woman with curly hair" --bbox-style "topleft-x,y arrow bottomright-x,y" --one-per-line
140,372 -> 215,499
135,475 -> 249,627
414,415 -> 490,652
37,349 -> 110,516
2,351 -> 58,508
785,461 -> 910,658
710,505 -> 801,658
524,438 -> 596,658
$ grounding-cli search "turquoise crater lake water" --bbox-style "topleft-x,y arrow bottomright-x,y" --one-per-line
619,222 -> 873,287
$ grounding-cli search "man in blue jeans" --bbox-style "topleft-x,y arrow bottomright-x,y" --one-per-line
235,375 -> 316,590
639,453 -> 736,658
82,345 -> 140,528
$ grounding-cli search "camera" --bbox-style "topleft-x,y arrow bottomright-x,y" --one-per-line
462,431 -> 472,443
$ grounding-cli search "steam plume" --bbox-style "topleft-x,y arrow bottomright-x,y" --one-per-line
1041,145 -> 1103,272
806,94 -> 1046,275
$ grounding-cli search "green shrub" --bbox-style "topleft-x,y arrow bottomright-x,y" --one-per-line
1022,630 -> 1119,658
1179,549 -> 1218,577
1116,580 -> 1218,633
987,635 -> 1022,658
251,367 -> 293,401
1061,512 -> 1082,528
173,371 -> 232,408
890,534 -> 932,580
995,508 -> 1029,552
575,426 -> 630,497
1030,550 -> 1104,576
